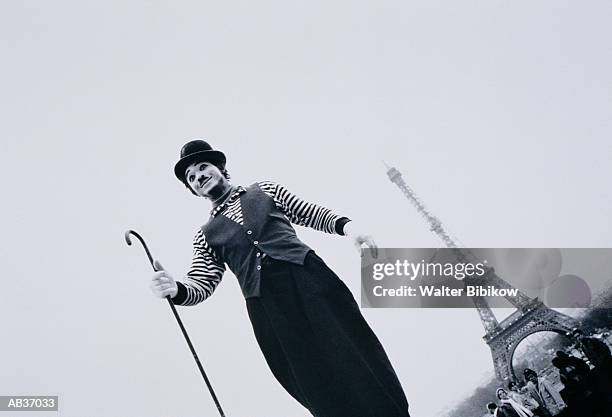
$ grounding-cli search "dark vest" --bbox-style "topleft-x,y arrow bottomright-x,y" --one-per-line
202,183 -> 312,298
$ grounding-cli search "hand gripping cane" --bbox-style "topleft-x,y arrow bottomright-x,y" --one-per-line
125,230 -> 226,417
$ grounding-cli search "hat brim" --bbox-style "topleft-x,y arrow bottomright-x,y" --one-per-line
174,150 -> 226,182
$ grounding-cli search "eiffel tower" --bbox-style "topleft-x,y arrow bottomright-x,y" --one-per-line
385,164 -> 579,381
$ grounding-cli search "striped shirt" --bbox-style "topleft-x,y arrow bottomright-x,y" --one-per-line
177,181 -> 350,306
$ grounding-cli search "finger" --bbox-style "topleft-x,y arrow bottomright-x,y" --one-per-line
158,283 -> 174,291
153,259 -> 164,272
153,277 -> 166,285
150,284 -> 163,297
153,270 -> 167,280
154,278 -> 176,288
368,238 -> 379,258
151,277 -> 168,287
154,280 -> 175,290
353,240 -> 362,254
153,276 -> 171,284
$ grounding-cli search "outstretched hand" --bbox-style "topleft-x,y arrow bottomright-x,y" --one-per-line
343,222 -> 378,258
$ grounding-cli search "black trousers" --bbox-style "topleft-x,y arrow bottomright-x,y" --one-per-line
246,251 -> 410,417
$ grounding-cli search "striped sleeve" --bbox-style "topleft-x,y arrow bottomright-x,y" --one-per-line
171,230 -> 225,306
258,181 -> 351,235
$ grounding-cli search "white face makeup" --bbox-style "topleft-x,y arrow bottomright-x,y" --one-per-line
185,161 -> 227,198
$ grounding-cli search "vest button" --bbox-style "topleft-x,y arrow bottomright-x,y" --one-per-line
254,241 -> 259,245
257,265 -> 261,270
247,230 -> 253,235
256,252 -> 261,257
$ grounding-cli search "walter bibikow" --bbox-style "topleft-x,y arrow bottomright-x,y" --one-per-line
373,285 -> 519,297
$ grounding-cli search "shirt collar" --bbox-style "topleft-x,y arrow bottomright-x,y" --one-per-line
210,185 -> 247,217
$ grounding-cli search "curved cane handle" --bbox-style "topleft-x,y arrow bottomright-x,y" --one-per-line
125,229 -> 158,271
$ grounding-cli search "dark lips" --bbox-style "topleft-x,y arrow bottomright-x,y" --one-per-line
199,177 -> 211,189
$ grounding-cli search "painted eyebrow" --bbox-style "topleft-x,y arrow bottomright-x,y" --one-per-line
186,163 -> 208,179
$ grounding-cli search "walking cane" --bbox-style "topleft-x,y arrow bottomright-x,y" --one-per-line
125,229 -> 227,417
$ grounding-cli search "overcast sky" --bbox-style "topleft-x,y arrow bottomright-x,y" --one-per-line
1,1 -> 611,417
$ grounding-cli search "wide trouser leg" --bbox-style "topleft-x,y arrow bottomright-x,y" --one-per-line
246,252 -> 410,417
246,294 -> 315,412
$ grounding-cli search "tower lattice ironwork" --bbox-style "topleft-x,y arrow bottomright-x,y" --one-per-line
385,164 -> 579,381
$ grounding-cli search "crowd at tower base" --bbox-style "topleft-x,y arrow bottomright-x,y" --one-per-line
485,328 -> 611,417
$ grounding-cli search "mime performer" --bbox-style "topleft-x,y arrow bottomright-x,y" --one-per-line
150,140 -> 411,417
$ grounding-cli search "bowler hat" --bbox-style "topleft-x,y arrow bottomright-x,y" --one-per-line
174,140 -> 226,183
